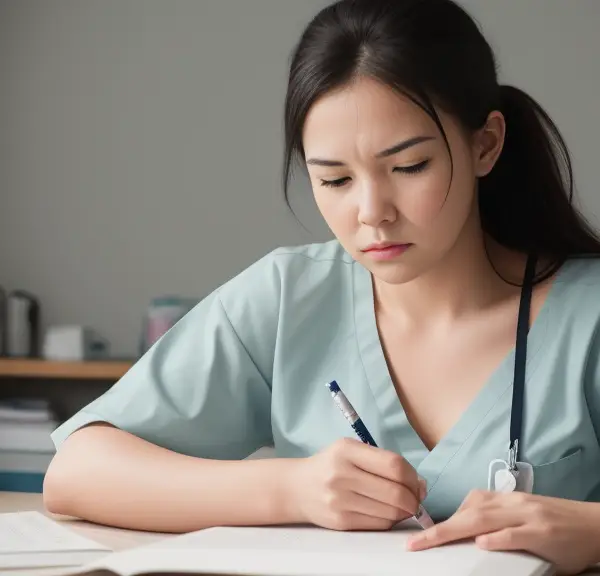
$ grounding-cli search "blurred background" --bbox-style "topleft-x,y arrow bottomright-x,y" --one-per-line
0,0 -> 598,491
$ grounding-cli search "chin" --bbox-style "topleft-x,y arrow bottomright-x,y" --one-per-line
359,258 -> 423,286
373,267 -> 422,285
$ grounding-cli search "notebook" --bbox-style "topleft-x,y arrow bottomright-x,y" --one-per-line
65,522 -> 553,576
0,511 -> 111,569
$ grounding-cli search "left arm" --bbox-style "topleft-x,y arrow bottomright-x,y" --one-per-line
407,490 -> 600,575
409,295 -> 600,575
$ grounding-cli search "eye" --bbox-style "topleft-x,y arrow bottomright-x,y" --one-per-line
393,159 -> 430,175
319,176 -> 351,188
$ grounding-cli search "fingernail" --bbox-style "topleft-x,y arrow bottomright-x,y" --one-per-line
407,535 -> 423,550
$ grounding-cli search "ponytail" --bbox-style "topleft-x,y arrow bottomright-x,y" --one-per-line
479,85 -> 600,278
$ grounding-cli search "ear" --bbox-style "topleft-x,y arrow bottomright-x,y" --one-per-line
472,111 -> 505,177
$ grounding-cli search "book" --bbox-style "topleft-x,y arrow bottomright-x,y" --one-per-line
0,511 -> 110,569
0,420 -> 57,453
0,398 -> 53,422
65,523 -> 553,576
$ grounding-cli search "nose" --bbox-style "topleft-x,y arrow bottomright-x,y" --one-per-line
357,178 -> 398,227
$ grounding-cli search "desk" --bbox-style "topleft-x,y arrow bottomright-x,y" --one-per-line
0,491 -> 164,576
3,491 -> 600,576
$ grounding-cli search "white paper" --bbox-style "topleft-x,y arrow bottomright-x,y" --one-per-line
72,524 -> 551,576
0,511 -> 111,569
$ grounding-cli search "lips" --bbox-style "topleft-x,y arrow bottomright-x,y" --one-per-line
361,243 -> 412,261
362,242 -> 408,252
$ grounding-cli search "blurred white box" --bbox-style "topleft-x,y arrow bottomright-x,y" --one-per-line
42,326 -> 108,361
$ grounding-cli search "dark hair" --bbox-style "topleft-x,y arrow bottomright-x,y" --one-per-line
283,0 -> 600,282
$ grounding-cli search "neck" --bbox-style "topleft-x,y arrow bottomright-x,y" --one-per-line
373,218 -> 521,327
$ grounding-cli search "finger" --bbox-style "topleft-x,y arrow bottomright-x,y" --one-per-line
349,467 -> 419,515
336,512 -> 395,532
407,506 -> 525,551
344,490 -> 412,522
476,527 -> 570,572
456,489 -> 497,513
344,440 -> 420,496
479,527 -> 587,576
475,527 -> 528,552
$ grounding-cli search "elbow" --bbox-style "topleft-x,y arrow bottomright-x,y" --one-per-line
43,423 -> 118,517
43,453 -> 74,515
43,430 -> 90,516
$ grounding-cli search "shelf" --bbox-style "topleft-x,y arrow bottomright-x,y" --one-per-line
0,358 -> 133,380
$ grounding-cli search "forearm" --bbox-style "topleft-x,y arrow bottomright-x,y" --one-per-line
43,424 -> 300,533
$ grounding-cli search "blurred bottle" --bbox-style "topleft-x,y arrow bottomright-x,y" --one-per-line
6,290 -> 40,357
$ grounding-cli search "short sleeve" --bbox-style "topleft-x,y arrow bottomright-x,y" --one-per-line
51,255 -> 281,460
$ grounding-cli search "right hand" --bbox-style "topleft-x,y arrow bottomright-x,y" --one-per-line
288,438 -> 426,531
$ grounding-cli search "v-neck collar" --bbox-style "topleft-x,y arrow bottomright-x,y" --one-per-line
352,259 -> 564,483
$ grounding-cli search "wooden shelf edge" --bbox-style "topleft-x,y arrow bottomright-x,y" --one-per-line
0,358 -> 134,380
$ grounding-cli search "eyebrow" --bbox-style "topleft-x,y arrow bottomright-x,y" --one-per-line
305,135 -> 435,167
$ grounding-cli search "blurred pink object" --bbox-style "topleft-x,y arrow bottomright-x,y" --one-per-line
140,296 -> 196,354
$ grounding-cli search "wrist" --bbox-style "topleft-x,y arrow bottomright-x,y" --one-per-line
206,456 -> 307,527
275,458 -> 307,525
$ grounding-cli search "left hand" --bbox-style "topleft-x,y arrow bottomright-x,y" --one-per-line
406,490 -> 600,575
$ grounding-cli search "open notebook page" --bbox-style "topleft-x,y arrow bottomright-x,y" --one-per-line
0,511 -> 111,569
69,524 -> 552,576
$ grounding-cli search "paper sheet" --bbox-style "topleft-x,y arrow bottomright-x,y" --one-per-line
0,511 -> 110,569
74,524 -> 551,576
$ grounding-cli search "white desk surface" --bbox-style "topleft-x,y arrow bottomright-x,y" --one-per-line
2,491 -> 600,576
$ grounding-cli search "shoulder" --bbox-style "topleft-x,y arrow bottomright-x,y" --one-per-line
213,239 -> 355,339
551,257 -> 600,309
554,258 -> 600,428
270,239 -> 353,264
240,239 -> 353,282
544,257 -> 600,346
160,240 -> 355,387
217,239 -> 354,308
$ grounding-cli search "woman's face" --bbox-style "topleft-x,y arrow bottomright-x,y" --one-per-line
302,76 -> 502,285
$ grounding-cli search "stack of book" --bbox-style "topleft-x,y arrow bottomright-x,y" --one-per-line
0,399 -> 58,492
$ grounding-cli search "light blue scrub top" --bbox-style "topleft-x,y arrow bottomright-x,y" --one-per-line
52,240 -> 600,520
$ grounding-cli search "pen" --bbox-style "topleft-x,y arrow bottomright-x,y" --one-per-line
326,380 -> 434,530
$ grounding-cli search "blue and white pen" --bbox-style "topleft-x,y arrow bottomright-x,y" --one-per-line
326,380 -> 434,530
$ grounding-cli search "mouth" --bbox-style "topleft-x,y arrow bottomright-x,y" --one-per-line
361,243 -> 412,261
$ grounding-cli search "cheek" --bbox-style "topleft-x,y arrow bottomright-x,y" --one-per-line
398,170 -> 450,226
313,189 -> 355,232
400,159 -> 474,229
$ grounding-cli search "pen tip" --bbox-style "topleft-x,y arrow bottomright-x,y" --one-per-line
327,380 -> 340,393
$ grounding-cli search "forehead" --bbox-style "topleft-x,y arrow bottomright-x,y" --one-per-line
302,76 -> 433,156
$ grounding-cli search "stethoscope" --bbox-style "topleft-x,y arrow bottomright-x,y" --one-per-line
487,254 -> 537,494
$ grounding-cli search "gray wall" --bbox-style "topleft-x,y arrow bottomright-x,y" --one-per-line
0,0 -> 598,358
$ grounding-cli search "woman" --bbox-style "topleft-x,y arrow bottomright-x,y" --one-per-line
44,0 -> 600,573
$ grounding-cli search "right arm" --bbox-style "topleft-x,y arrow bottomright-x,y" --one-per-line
44,253 -> 423,532
44,423 -> 301,533
44,425 -> 423,533
44,261 -> 281,531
